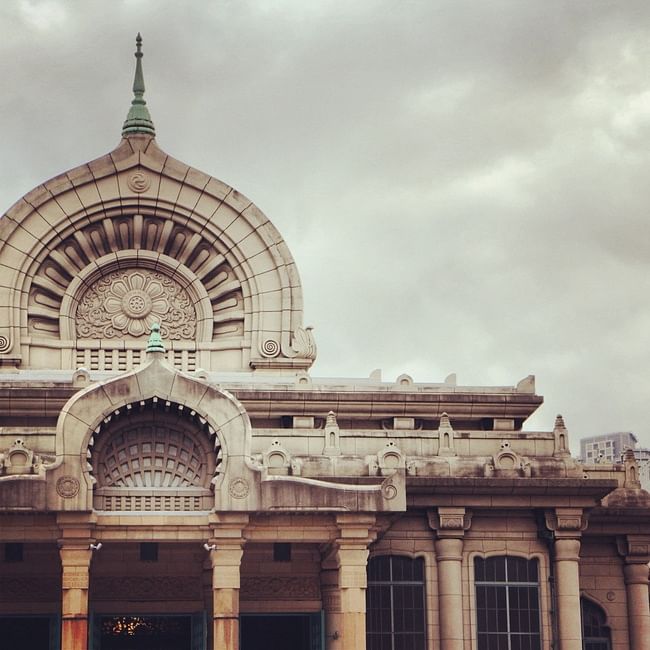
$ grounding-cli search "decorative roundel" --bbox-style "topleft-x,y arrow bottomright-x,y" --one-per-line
121,289 -> 153,318
0,335 -> 10,353
127,170 -> 151,193
261,339 -> 280,357
56,476 -> 81,498
229,478 -> 250,499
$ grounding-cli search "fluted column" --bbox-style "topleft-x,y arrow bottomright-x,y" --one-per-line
618,535 -> 650,650
545,508 -> 586,650
208,514 -> 248,650
428,507 -> 472,650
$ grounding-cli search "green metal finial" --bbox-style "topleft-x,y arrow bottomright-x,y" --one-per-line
146,323 -> 165,354
122,33 -> 156,137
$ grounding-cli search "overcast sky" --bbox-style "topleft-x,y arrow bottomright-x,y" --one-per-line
1,0 -> 650,452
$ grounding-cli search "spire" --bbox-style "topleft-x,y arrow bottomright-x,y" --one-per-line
122,33 -> 156,137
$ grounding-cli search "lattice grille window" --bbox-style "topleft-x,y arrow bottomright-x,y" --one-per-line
90,400 -> 221,512
100,428 -> 206,488
75,349 -> 196,372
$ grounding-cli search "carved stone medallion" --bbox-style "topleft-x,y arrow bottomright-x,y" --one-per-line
127,171 -> 151,193
56,476 -> 80,498
75,269 -> 197,339
229,477 -> 250,499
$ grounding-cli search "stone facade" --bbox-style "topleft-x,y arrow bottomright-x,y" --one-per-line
1,38 -> 649,650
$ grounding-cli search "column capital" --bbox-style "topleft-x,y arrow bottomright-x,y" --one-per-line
427,507 -> 472,538
617,535 -> 650,564
544,507 -> 587,539
335,513 -> 376,540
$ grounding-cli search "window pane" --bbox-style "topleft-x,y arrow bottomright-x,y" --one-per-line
475,557 -> 541,650
367,556 -> 426,650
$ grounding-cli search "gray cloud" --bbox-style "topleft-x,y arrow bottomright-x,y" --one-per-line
1,0 -> 650,451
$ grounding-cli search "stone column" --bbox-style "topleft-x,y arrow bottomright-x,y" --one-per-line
208,514 -> 248,650
321,514 -> 376,650
58,515 -> 95,650
320,568 -> 341,650
545,508 -> 586,650
428,507 -> 471,650
618,535 -> 650,650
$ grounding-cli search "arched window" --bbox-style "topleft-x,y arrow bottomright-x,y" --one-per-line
581,598 -> 611,650
367,555 -> 426,650
474,556 -> 541,650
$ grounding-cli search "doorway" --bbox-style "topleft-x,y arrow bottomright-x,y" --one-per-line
92,614 -> 203,650
0,615 -> 57,650
240,613 -> 322,650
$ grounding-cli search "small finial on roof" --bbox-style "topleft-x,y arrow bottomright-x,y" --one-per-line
122,33 -> 156,137
146,323 -> 165,354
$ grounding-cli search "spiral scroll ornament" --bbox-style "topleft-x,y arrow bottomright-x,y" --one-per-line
0,335 -> 10,353
261,338 -> 280,357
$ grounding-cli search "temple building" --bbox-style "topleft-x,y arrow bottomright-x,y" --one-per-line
1,36 -> 650,650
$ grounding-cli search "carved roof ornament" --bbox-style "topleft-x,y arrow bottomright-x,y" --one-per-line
146,323 -> 165,354
287,326 -> 317,360
122,33 -> 156,137
0,439 -> 42,476
553,414 -> 571,458
323,411 -> 341,457
437,412 -> 456,457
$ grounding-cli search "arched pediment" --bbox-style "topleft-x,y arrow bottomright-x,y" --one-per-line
49,348 -> 261,511
0,135 -> 315,372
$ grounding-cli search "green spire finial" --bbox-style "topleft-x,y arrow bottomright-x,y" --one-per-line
122,33 -> 156,137
146,323 -> 165,354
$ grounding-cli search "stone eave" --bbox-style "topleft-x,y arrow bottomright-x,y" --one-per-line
405,476 -> 618,500
0,382 -> 543,424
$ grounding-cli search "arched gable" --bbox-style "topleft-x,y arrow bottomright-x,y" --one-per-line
49,348 -> 261,511
0,135 -> 315,372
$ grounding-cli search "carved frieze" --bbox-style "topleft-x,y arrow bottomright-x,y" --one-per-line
240,576 -> 320,600
92,576 -> 202,600
76,269 -> 196,339
0,577 -> 60,601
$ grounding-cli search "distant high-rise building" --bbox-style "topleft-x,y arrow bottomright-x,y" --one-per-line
580,432 -> 650,490
580,431 -> 638,464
